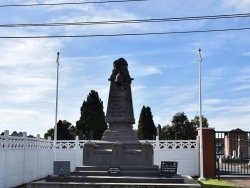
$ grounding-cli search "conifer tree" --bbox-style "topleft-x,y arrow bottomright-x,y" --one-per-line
137,106 -> 156,140
76,90 -> 107,140
57,120 -> 71,140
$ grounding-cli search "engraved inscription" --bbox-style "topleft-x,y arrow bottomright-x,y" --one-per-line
108,93 -> 125,118
106,58 -> 134,123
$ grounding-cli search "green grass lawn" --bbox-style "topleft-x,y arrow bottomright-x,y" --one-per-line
197,178 -> 236,188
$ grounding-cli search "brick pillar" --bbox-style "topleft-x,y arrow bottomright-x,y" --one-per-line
198,128 -> 215,178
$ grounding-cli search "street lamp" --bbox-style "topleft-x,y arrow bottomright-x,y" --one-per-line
198,48 -> 205,180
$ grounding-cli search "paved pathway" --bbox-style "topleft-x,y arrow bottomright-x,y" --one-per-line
222,176 -> 250,188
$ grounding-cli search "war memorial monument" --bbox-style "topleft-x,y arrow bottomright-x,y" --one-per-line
83,57 -> 153,167
28,58 -> 200,188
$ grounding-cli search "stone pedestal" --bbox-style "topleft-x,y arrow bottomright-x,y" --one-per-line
83,141 -> 153,166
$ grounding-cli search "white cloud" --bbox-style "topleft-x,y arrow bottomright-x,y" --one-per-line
232,84 -> 250,91
0,38 -> 61,67
132,85 -> 146,91
223,0 -> 250,12
203,99 -> 222,105
0,38 -> 62,105
137,66 -> 162,77
209,115 -> 250,131
242,52 -> 250,56
229,67 -> 250,91
0,108 -> 54,136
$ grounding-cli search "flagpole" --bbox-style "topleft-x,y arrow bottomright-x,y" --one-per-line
198,48 -> 205,180
54,52 -> 60,161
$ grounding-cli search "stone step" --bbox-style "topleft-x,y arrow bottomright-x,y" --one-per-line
46,175 -> 184,184
28,175 -> 201,188
71,170 -> 161,177
75,165 -> 159,172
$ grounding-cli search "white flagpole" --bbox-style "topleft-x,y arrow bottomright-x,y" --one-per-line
54,52 -> 60,161
198,48 -> 205,180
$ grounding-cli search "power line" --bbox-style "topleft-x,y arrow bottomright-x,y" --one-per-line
1,13 -> 250,28
0,27 -> 249,39
0,0 -> 147,7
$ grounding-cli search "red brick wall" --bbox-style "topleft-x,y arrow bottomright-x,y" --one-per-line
198,128 -> 215,178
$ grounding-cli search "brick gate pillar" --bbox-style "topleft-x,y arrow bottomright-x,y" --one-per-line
198,128 -> 215,178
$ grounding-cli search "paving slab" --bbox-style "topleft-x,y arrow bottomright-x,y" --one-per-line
221,176 -> 250,188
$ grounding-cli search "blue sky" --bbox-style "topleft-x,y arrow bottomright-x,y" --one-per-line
0,0 -> 250,137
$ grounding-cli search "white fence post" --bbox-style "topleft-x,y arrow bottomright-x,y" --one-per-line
22,132 -> 27,184
47,136 -> 53,175
196,135 -> 200,176
154,136 -> 160,165
36,134 -> 41,180
155,136 -> 160,150
4,130 -> 9,188
75,136 -> 80,168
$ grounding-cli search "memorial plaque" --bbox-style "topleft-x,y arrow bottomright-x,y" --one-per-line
160,161 -> 178,178
53,161 -> 70,176
108,166 -> 120,176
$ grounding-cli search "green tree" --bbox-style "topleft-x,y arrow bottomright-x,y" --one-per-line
44,120 -> 76,140
44,128 -> 54,139
171,112 -> 189,139
68,124 -> 77,140
57,120 -> 74,140
185,121 -> 197,140
76,90 -> 107,140
191,115 -> 209,129
162,112 -> 197,140
27,134 -> 35,138
161,125 -> 174,140
137,106 -> 157,140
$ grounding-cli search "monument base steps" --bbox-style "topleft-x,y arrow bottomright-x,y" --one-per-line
27,176 -> 200,188
27,166 -> 200,188
72,166 -> 160,177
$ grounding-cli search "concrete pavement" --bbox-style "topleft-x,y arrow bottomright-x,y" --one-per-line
221,176 -> 250,188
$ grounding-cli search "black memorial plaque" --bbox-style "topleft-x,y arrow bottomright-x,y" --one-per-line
160,161 -> 178,178
53,161 -> 70,176
108,166 -> 120,176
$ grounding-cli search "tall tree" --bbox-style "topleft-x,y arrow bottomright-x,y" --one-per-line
137,106 -> 157,140
162,112 -> 197,140
161,125 -> 174,140
68,125 -> 77,140
171,112 -> 189,139
44,128 -> 54,139
76,90 -> 107,140
57,120 -> 73,140
44,120 -> 76,140
191,115 -> 209,128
